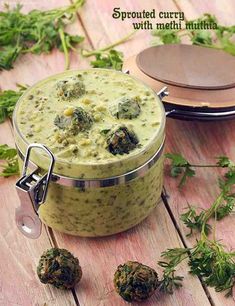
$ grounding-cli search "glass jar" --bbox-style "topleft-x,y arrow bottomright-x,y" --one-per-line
13,69 -> 166,238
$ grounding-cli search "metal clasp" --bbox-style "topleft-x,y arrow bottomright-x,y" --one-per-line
157,86 -> 169,100
157,87 -> 176,117
15,143 -> 55,239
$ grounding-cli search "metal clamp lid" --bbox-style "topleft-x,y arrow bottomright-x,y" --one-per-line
15,143 -> 55,239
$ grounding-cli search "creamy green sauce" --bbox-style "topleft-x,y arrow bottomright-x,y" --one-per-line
15,69 -> 165,237
17,69 -> 163,165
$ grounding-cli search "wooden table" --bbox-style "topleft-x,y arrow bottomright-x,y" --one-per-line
0,1 -> 235,305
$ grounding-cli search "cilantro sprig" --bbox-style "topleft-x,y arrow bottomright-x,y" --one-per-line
0,1 -> 85,70
0,85 -> 27,123
161,153 -> 235,296
165,153 -> 196,187
152,14 -> 235,56
89,50 -> 124,70
0,144 -> 19,177
81,30 -> 136,70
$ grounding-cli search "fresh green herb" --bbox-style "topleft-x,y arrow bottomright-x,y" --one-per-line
180,206 -> 211,236
160,184 -> 235,296
160,239 -> 235,297
0,85 -> 27,123
152,14 -> 235,56
166,153 -> 235,235
0,144 -> 19,177
158,250 -> 185,294
161,153 -> 235,296
0,1 -> 85,70
215,193 -> 235,220
217,156 -> 235,169
165,153 -> 196,187
90,49 -> 123,70
152,29 -> 181,45
82,30 -> 136,70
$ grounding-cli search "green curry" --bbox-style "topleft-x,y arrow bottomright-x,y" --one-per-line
14,69 -> 165,236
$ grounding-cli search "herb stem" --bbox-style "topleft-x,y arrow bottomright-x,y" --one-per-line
82,30 -> 137,57
59,28 -> 70,70
201,192 -> 224,239
178,164 -> 220,168
194,42 -> 223,50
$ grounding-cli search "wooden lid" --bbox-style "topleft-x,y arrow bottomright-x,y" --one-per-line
123,54 -> 235,109
136,45 -> 235,90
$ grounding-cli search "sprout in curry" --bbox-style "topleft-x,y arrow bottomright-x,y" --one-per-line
114,261 -> 159,302
37,248 -> 82,290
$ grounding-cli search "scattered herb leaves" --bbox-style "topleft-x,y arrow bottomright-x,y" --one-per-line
160,239 -> 235,297
0,85 -> 27,123
165,153 -> 196,187
180,206 -> 211,236
161,152 -> 235,296
0,1 -> 85,70
82,30 -> 136,70
158,247 -> 188,294
90,49 -> 124,70
152,14 -> 235,56
0,144 -> 19,177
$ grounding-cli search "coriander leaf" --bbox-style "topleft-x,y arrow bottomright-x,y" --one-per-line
0,1 -> 85,70
215,194 -> 235,220
0,86 -> 26,123
151,13 -> 235,57
191,30 -> 212,45
158,266 -> 184,294
165,153 -> 188,166
179,167 -> 196,188
0,144 -> 19,177
0,46 -> 21,70
151,29 -> 181,45
189,240 -> 235,296
217,156 -> 232,168
161,153 -> 235,298
165,153 -> 196,187
180,206 -> 211,236
90,49 -> 123,70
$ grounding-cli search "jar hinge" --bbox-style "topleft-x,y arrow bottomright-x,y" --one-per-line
15,143 -> 55,239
